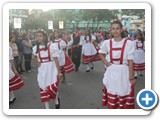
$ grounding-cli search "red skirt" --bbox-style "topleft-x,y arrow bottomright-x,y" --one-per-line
40,77 -> 60,102
134,63 -> 145,71
60,53 -> 74,74
9,75 -> 24,91
102,85 -> 135,109
92,48 -> 101,62
82,47 -> 101,64
82,54 -> 96,64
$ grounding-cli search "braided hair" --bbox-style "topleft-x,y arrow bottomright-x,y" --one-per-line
36,29 -> 48,53
84,28 -> 91,42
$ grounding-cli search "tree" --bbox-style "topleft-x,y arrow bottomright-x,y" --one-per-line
121,9 -> 145,18
81,9 -> 117,30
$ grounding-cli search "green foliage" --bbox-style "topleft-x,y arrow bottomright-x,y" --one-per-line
25,9 -> 144,31
81,9 -> 117,29
121,9 -> 145,17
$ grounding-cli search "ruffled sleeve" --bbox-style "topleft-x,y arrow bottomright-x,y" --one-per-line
98,40 -> 108,54
143,41 -> 145,50
50,43 -> 60,58
60,40 -> 67,49
67,41 -> 72,47
127,40 -> 135,60
79,36 -> 85,46
32,45 -> 38,56
91,34 -> 96,42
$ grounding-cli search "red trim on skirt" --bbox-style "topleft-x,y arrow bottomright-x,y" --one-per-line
102,85 -> 135,109
40,77 -> 60,102
134,63 -> 145,71
60,53 -> 75,74
9,75 -> 24,91
82,47 -> 101,64
93,48 -> 101,62
82,54 -> 97,64
63,53 -> 75,73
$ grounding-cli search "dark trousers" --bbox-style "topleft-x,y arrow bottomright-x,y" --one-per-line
23,54 -> 32,71
68,49 -> 71,58
71,47 -> 81,69
14,56 -> 20,72
18,52 -> 24,71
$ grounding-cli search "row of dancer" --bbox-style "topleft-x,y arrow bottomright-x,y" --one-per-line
9,20 -> 144,109
9,27 -> 101,109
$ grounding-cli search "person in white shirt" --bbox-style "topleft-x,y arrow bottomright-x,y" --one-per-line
9,45 -> 24,104
80,28 -> 98,72
33,29 -> 62,109
133,32 -> 145,78
51,29 -> 74,83
99,21 -> 136,109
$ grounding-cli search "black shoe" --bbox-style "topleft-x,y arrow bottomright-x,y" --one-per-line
91,64 -> 94,70
134,76 -> 137,79
9,97 -> 16,104
139,74 -> 143,76
91,66 -> 94,70
75,67 -> 78,72
86,70 -> 90,72
55,97 -> 60,109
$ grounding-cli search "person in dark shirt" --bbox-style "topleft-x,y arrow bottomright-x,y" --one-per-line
16,33 -> 25,73
70,27 -> 82,72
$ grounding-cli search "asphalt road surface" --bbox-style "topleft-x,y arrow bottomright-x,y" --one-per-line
9,60 -> 145,109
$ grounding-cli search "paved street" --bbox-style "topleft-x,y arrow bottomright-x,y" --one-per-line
9,60 -> 145,109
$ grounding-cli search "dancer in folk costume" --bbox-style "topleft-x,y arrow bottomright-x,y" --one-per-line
9,44 -> 24,104
133,32 -> 145,78
65,31 -> 72,59
33,29 -> 62,109
80,28 -> 100,72
70,27 -> 82,72
99,21 -> 136,109
51,29 -> 74,83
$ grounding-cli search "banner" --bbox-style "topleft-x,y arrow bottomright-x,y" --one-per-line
14,18 -> 21,28
48,21 -> 53,29
59,21 -> 64,29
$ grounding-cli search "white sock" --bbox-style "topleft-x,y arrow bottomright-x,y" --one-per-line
9,91 -> 15,101
55,93 -> 59,105
90,62 -> 94,68
139,71 -> 142,75
134,71 -> 138,77
86,64 -> 90,70
55,97 -> 59,105
44,102 -> 49,109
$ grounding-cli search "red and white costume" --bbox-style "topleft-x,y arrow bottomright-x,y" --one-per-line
80,34 -> 100,64
99,38 -> 135,109
32,43 -> 60,102
9,46 -> 24,91
51,39 -> 74,73
133,40 -> 145,71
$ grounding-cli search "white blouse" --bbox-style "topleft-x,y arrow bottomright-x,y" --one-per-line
32,43 -> 60,62
80,34 -> 96,46
99,38 -> 135,65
